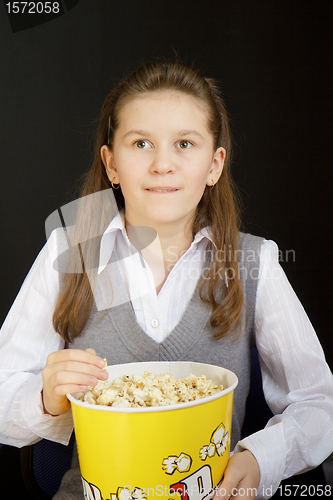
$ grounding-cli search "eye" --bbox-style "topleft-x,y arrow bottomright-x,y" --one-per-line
134,140 -> 150,149
177,140 -> 193,149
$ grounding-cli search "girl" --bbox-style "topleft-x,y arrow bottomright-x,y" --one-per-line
0,60 -> 332,500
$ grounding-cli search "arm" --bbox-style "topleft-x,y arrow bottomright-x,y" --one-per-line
0,229 -> 72,447
0,228 -> 109,447
232,240 -> 333,498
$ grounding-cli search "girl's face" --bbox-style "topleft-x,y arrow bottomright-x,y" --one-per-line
101,91 -> 225,232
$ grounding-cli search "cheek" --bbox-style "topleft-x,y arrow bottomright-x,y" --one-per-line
116,162 -> 143,202
116,157 -> 138,183
188,160 -> 211,186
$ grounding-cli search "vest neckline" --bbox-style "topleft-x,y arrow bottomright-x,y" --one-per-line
106,259 -> 221,361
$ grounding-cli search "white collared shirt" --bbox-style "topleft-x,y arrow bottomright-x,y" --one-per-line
98,211 -> 214,342
0,216 -> 332,499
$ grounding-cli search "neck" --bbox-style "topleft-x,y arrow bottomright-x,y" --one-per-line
125,217 -> 194,294
158,226 -> 193,271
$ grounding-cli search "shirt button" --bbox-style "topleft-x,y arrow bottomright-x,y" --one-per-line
151,318 -> 159,328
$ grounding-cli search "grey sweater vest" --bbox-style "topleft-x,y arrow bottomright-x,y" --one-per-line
54,232 -> 263,500
70,232 -> 263,450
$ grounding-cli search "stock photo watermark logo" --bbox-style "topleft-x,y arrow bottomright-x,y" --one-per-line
45,189 -> 296,311
3,0 -> 80,33
81,465 -> 217,500
81,478 -> 276,500
45,189 -> 166,311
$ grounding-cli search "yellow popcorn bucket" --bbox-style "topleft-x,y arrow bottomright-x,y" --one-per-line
67,361 -> 238,500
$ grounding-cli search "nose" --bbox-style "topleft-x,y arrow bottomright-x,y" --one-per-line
150,147 -> 175,175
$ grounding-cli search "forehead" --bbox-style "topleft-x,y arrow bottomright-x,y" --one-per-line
116,91 -> 211,133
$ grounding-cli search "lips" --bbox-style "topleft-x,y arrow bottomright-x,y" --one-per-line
146,187 -> 179,192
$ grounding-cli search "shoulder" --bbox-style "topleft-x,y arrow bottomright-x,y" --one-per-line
237,232 -> 265,268
239,232 -> 265,251
24,227 -> 70,272
238,233 -> 281,262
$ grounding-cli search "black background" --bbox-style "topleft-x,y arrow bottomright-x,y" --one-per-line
0,1 -> 332,494
1,0 -> 332,368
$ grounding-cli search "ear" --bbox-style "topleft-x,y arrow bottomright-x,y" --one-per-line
206,147 -> 226,187
100,145 -> 120,184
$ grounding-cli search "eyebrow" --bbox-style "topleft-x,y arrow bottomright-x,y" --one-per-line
177,129 -> 204,139
123,130 -> 149,138
123,129 -> 204,139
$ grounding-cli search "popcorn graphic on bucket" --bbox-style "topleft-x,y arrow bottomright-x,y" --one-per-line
67,361 -> 238,500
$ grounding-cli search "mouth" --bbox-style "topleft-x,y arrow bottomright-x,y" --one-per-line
146,187 -> 179,193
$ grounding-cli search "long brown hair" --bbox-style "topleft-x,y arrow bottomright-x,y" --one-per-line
53,60 -> 243,342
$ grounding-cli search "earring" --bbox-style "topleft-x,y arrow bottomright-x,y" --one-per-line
210,179 -> 215,191
111,180 -> 120,190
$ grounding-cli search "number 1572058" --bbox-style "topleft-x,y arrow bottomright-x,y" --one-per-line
277,484 -> 331,496
5,2 -> 60,14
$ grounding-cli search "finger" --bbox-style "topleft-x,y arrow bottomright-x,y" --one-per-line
215,486 -> 250,500
53,366 -> 106,386
67,349 -> 106,368
49,361 -> 109,385
215,481 -> 233,499
215,456 -> 258,499
216,460 -> 244,499
221,483 -> 257,500
47,348 -> 106,369
217,475 -> 242,499
53,382 -> 91,397
85,348 -> 96,355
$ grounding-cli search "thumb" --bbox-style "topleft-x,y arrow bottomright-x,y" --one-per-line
215,478 -> 235,500
215,459 -> 243,499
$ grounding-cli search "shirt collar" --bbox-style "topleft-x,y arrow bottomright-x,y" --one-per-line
193,226 -> 214,246
97,212 -> 215,274
98,211 -> 129,274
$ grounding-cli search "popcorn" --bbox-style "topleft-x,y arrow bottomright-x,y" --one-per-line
78,370 -> 224,408
162,453 -> 192,474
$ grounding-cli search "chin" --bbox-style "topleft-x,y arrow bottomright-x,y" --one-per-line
149,212 -> 192,228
